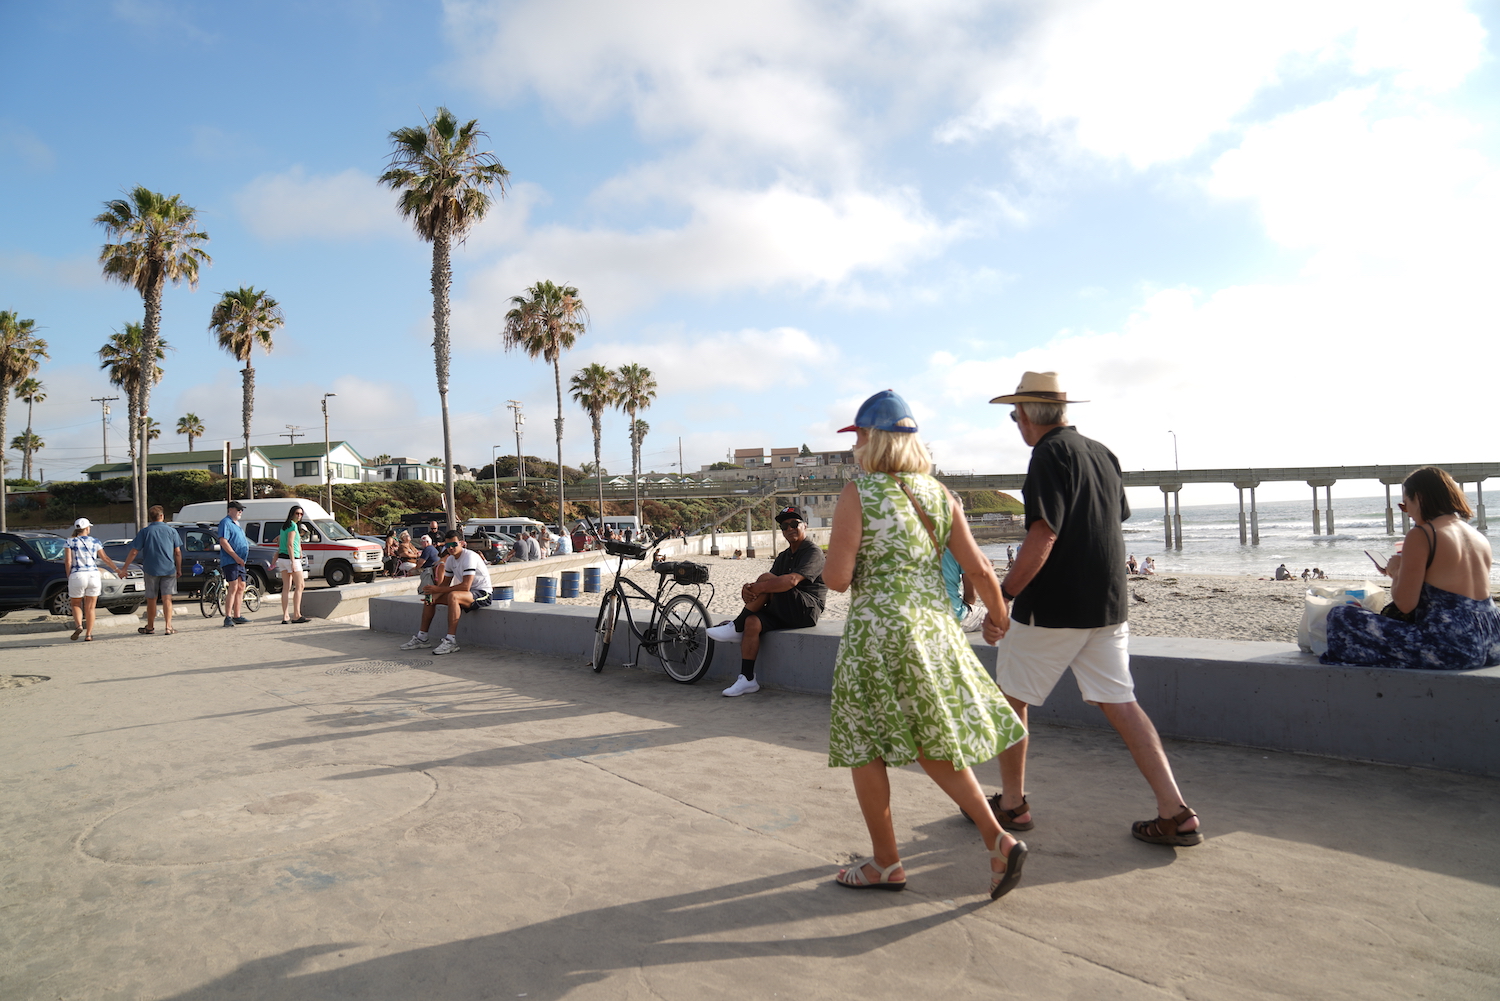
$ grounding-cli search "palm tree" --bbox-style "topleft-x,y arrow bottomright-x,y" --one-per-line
613,363 -> 657,523
569,362 -> 617,529
145,417 -> 162,442
208,286 -> 283,501
504,281 -> 587,528
14,377 -> 45,480
95,186 -> 210,525
380,107 -> 510,530
176,413 -> 204,451
0,311 -> 48,531
98,323 -> 168,478
10,432 -> 43,474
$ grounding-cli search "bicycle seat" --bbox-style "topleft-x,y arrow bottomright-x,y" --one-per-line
604,541 -> 648,559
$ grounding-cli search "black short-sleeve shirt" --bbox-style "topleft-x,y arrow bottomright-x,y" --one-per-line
772,539 -> 828,611
1013,425 -> 1130,629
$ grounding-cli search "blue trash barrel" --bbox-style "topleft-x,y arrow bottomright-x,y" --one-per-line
534,577 -> 557,603
560,570 -> 581,598
494,584 -> 514,602
583,567 -> 602,593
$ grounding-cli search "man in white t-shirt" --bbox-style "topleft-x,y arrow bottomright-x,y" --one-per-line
399,530 -> 493,655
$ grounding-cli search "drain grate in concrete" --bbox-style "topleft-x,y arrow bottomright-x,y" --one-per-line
0,675 -> 51,689
324,659 -> 432,676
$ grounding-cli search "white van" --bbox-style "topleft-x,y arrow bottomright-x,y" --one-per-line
464,516 -> 547,541
174,499 -> 384,586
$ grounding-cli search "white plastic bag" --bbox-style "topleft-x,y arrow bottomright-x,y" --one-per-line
1296,581 -> 1388,654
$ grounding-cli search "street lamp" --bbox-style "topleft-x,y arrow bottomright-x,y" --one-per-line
322,393 -> 337,514
1168,430 -> 1179,472
491,444 -> 504,519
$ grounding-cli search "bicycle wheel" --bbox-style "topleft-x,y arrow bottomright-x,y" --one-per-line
199,581 -> 222,618
243,584 -> 262,613
656,593 -> 713,683
591,592 -> 620,672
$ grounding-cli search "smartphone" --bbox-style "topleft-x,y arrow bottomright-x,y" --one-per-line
1364,550 -> 1387,571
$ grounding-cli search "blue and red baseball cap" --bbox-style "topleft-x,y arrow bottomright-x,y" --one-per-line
838,389 -> 918,434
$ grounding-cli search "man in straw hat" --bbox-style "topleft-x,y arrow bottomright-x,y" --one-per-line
976,371 -> 1203,847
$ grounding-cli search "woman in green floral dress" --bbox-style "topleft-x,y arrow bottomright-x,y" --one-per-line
823,390 -> 1029,900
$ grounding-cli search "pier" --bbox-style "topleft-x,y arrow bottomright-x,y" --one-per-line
940,463 -> 1497,547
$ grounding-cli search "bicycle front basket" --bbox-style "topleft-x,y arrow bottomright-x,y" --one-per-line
672,562 -> 711,585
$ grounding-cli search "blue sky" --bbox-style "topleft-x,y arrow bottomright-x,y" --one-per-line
3,0 -> 1497,507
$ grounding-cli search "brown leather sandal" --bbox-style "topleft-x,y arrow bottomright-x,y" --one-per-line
1132,806 -> 1204,846
960,793 -> 1034,832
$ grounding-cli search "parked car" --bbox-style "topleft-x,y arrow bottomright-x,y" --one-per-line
102,523 -> 281,595
174,499 -> 383,586
464,530 -> 513,565
0,531 -> 145,617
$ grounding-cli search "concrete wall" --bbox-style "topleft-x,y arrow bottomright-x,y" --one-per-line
368,596 -> 1500,777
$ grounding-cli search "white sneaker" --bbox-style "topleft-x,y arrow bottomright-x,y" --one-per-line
722,675 -> 760,697
433,637 -> 460,655
706,622 -> 744,643
400,635 -> 432,650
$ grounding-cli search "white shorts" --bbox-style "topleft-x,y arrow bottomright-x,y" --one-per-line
997,621 -> 1134,707
68,571 -> 102,599
277,558 -> 305,576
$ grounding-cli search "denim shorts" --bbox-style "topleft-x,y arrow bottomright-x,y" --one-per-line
222,563 -> 248,583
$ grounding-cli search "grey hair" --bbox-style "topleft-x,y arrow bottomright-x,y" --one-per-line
1019,401 -> 1068,426
399,530 -> 411,540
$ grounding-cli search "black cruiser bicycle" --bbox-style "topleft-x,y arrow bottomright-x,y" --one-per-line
589,535 -> 715,684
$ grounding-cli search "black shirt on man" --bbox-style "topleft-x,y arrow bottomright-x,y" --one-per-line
1013,425 -> 1130,629
771,538 -> 828,612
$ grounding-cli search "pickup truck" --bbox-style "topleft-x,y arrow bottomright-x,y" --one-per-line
102,523 -> 281,595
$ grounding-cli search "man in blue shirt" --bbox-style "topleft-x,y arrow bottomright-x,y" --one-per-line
119,504 -> 182,634
216,500 -> 252,627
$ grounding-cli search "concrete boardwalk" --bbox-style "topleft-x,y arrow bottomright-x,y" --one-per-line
2,618 -> 1497,1000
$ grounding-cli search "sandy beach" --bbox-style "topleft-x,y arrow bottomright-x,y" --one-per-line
550,555 -> 1409,643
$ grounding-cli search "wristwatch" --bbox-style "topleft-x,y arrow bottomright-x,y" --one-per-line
1000,583 -> 1016,602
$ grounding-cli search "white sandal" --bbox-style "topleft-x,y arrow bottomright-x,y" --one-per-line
989,835 -> 1028,900
835,857 -> 906,891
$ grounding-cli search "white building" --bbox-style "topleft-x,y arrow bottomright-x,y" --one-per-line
368,457 -> 445,484
258,442 -> 368,487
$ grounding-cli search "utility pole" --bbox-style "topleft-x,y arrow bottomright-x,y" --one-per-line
507,400 -> 525,490
678,437 -> 684,479
91,396 -> 119,463
280,426 -> 306,445
322,393 -> 337,514
491,444 -> 503,519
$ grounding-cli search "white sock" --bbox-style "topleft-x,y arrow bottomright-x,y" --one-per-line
416,631 -> 428,641
444,634 -> 456,642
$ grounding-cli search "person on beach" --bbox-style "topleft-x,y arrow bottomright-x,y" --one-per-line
395,530 -> 422,576
276,504 -> 310,624
1126,554 -> 1138,574
119,505 -> 181,635
1322,466 -> 1500,669
1275,564 -> 1293,580
400,530 -> 493,656
64,517 -> 123,642
980,371 -> 1203,848
216,501 -> 252,627
706,506 -> 828,697
823,390 -> 1028,898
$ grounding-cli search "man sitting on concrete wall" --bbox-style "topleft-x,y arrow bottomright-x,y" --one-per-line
706,506 -> 828,697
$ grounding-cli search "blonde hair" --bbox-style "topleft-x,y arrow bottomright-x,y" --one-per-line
854,429 -> 932,474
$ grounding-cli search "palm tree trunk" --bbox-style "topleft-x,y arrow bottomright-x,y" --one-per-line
22,397 -> 34,481
242,363 -> 255,500
431,230 -> 457,530
629,405 -> 640,522
553,360 -> 565,531
592,411 -> 604,528
139,266 -> 165,527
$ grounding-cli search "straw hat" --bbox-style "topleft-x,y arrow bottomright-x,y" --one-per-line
989,371 -> 1089,405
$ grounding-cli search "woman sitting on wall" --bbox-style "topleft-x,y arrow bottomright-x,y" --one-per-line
1323,466 -> 1500,669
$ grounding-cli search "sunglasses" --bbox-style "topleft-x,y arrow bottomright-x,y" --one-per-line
1009,410 -> 1020,423
443,541 -> 460,548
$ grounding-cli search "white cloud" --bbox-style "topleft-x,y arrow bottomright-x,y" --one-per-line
450,183 -> 960,331
1,123 -> 56,171
233,166 -> 405,241
574,325 -> 840,396
936,0 -> 1487,167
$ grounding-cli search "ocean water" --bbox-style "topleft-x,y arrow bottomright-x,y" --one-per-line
980,492 -> 1500,583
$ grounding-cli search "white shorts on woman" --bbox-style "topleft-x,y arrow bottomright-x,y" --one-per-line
277,558 -> 305,577
68,571 -> 102,598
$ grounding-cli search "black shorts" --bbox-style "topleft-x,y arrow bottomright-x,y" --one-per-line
222,563 -> 248,583
737,590 -> 821,633
462,590 -> 492,613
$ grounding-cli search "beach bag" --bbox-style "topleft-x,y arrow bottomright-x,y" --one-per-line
1297,582 -> 1388,654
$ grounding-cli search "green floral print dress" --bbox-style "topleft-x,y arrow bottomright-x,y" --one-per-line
828,472 -> 1026,770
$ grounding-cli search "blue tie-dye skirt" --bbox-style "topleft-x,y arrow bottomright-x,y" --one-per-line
1321,583 -> 1500,670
